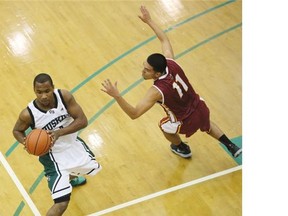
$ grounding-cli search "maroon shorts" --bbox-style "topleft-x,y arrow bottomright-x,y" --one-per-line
179,100 -> 210,137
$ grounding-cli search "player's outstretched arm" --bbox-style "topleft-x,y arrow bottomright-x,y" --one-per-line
101,79 -> 161,119
138,5 -> 174,59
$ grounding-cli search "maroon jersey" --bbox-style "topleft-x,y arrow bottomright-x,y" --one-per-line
153,59 -> 200,122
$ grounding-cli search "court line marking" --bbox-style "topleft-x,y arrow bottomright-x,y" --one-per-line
87,165 -> 242,216
0,152 -> 41,216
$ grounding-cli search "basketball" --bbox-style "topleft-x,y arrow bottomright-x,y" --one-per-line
25,129 -> 51,156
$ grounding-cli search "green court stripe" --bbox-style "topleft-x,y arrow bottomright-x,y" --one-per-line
169,0 -> 236,30
70,40 -> 154,94
13,201 -> 25,216
70,0 -> 236,94
85,78 -> 143,128
5,129 -> 32,158
176,23 -> 242,59
29,171 -> 45,194
5,141 -> 18,157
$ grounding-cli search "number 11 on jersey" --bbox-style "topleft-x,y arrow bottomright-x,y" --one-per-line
172,74 -> 188,98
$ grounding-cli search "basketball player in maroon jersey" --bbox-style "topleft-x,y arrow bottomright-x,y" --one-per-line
101,6 -> 241,158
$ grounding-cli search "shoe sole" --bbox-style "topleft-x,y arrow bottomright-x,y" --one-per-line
171,149 -> 192,158
233,148 -> 242,158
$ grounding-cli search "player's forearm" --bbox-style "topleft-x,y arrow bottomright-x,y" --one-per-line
146,20 -> 168,42
114,96 -> 139,119
57,118 -> 88,136
13,130 -> 25,144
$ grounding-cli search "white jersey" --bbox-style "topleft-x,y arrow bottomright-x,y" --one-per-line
27,89 -> 101,200
27,89 -> 77,152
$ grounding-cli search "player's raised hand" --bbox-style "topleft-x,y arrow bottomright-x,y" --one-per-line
138,5 -> 151,23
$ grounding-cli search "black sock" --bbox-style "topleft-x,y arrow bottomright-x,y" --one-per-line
218,135 -> 234,148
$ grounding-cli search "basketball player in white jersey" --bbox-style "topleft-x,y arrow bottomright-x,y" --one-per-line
13,73 -> 102,216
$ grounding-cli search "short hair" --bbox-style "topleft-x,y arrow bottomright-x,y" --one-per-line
33,73 -> 54,88
147,53 -> 167,74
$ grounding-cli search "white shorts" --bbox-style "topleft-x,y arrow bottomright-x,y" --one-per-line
159,117 -> 182,134
39,137 -> 102,200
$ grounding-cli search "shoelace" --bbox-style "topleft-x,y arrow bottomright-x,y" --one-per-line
179,143 -> 189,151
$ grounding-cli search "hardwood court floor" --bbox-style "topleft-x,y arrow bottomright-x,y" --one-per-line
0,0 -> 242,215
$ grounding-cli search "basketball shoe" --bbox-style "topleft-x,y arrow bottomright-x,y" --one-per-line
70,176 -> 87,187
227,143 -> 242,158
170,142 -> 192,158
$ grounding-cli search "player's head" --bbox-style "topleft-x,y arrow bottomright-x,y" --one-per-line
33,73 -> 55,107
147,53 -> 167,74
142,53 -> 167,80
33,73 -> 54,88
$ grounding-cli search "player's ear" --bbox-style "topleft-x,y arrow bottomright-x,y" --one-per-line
155,71 -> 162,78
